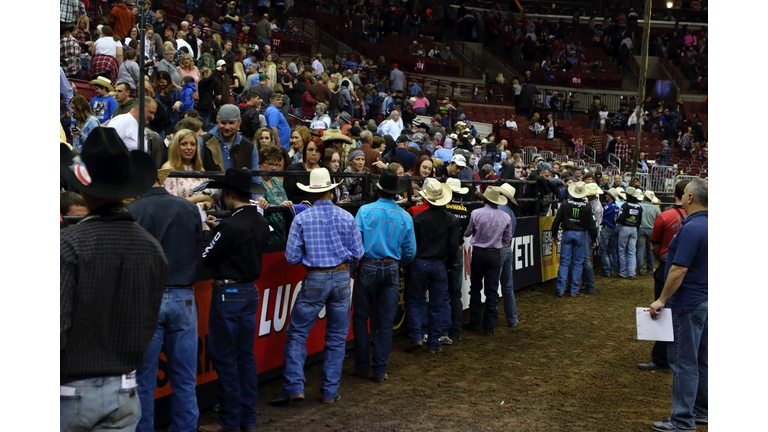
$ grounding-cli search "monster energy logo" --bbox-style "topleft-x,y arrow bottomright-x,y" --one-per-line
571,208 -> 580,218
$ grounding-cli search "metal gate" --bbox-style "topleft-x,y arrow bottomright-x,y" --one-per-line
650,165 -> 678,194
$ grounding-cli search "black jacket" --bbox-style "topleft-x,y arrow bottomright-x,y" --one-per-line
197,71 -> 217,111
238,104 -> 261,141
552,198 -> 597,243
289,80 -> 308,109
413,205 -> 461,266
201,206 -> 271,280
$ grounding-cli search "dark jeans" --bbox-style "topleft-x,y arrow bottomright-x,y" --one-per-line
353,261 -> 400,379
407,258 -> 449,350
445,248 -> 464,339
469,248 -> 502,332
66,69 -> 83,80
208,283 -> 259,431
652,262 -> 669,367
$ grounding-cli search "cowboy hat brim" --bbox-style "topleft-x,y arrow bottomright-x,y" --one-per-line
297,180 -> 342,194
373,177 -> 411,195
483,187 -> 508,206
568,183 -> 589,199
419,183 -> 453,206
206,178 -> 267,195
498,185 -> 519,205
60,143 -> 157,199
321,133 -> 353,145
89,78 -> 115,93
448,185 -> 469,195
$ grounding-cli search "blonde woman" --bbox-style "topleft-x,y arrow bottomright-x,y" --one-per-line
265,54 -> 277,89
495,73 -> 507,85
254,126 -> 275,150
160,129 -> 215,208
177,54 -> 200,99
232,62 -> 246,96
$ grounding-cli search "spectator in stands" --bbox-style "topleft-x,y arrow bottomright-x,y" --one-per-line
61,24 -> 82,79
154,71 -> 182,133
156,45 -> 182,86
412,91 -> 430,116
286,126 -> 310,165
378,111 -> 403,140
283,136 -> 327,204
70,95 -> 100,154
389,63 -> 405,93
159,128 -> 213,207
309,102 -> 331,131
177,54 -> 200,98
341,150 -> 370,203
108,0 -> 135,40
255,13 -> 271,45
254,126 -> 275,149
237,92 -> 262,142
220,1 -> 240,39
255,144 -> 291,242
658,140 -> 672,166
89,77 -> 118,125
108,98 -> 157,152
87,26 -> 123,85
394,136 -> 417,172
311,53 -> 325,77
111,82 -> 136,118
60,191 -> 88,217
264,93 -> 291,150
196,67 -> 216,131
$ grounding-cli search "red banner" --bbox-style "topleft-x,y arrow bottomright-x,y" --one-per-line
153,251 -> 354,399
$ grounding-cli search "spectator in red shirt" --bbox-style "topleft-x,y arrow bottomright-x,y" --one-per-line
108,0 -> 135,39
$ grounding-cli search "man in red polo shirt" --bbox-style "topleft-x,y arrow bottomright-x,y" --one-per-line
636,180 -> 689,373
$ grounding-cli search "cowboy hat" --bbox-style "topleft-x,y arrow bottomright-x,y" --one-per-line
568,181 -> 589,199
585,183 -> 603,196
445,178 -> 469,195
419,181 -> 453,206
321,129 -> 353,145
625,186 -> 637,196
562,161 -> 575,168
60,128 -> 157,199
644,190 -> 660,203
633,189 -> 646,200
89,76 -> 114,93
374,169 -> 410,195
297,167 -> 341,194
482,186 -> 508,206
605,188 -> 618,200
498,183 -> 519,205
206,168 -> 267,195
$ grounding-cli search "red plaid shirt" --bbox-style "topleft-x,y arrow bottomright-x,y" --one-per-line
61,35 -> 81,76
615,140 -> 629,161
90,54 -> 118,85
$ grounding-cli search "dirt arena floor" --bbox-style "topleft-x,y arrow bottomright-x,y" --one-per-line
195,273 -> 708,432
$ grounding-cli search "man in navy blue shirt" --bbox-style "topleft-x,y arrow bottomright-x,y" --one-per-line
394,135 -> 417,172
649,178 -> 708,431
497,183 -> 519,327
128,174 -> 206,432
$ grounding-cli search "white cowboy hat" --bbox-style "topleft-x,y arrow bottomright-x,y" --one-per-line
89,76 -> 114,93
419,181 -> 453,206
568,181 -> 589,199
498,183 -> 519,205
645,190 -> 660,203
605,188 -> 618,200
482,186 -> 507,206
445,177 -> 469,194
585,183 -> 603,196
562,161 -> 575,168
633,189 -> 646,200
297,168 -> 341,193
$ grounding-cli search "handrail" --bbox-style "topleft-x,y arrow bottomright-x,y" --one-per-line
581,144 -> 597,164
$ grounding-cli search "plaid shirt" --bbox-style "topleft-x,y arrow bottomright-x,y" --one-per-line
91,54 -> 119,85
61,34 -> 81,76
60,203 -> 167,384
614,140 -> 629,161
60,0 -> 85,24
285,199 -> 364,268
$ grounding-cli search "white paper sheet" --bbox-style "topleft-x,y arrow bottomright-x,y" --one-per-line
636,307 -> 674,342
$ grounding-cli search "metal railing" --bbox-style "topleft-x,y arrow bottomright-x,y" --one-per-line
523,146 -> 538,165
580,145 -> 597,164
649,165 -> 678,194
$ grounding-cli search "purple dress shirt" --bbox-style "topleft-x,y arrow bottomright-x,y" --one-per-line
464,204 -> 513,249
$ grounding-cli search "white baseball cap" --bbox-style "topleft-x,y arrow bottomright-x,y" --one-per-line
451,155 -> 467,167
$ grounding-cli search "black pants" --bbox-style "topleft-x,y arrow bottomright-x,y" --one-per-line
651,261 -> 669,367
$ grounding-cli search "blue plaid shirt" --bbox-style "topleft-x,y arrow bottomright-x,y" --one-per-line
355,198 -> 416,265
285,199 -> 364,268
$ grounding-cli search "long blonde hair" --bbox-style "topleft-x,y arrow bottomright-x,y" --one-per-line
233,62 -> 246,86
179,54 -> 196,72
167,129 -> 203,171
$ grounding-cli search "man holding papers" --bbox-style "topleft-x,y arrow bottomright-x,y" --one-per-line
648,178 -> 708,431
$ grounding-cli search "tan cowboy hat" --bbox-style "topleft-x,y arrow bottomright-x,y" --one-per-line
625,186 -> 637,196
633,189 -> 646,200
568,181 -> 589,199
297,167 -> 341,193
321,129 -> 353,145
482,186 -> 508,206
562,161 -> 575,168
89,76 -> 114,93
445,177 -> 469,194
617,189 -> 627,200
157,168 -> 172,184
605,188 -> 618,200
585,183 -> 603,196
645,190 -> 660,203
419,181 -> 453,206
498,183 -> 519,205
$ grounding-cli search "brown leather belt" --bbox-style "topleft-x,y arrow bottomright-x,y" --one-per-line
306,263 -> 350,273
213,279 -> 248,287
502,243 -> 511,248
475,247 -> 500,252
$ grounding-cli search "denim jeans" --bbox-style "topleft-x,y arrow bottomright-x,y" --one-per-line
499,246 -> 518,325
667,301 -> 708,429
651,262 -> 669,368
599,225 -> 619,276
407,258 -> 448,351
208,283 -> 259,431
580,235 -> 596,293
136,288 -> 198,432
61,375 -> 140,432
284,270 -> 351,399
636,227 -> 654,273
556,230 -> 586,295
563,111 -> 572,120
444,248 -> 464,339
353,261 -> 399,379
617,226 -> 638,277
469,248 -> 502,332
413,107 -> 426,115
221,23 -> 234,39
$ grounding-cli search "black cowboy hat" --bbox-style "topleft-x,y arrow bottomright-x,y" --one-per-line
206,168 -> 267,195
60,128 -> 157,199
373,169 -> 410,195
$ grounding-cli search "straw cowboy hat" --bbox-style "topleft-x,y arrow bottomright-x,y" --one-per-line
321,128 -> 353,145
498,183 -> 519,205
374,169 -> 410,195
585,183 -> 603,196
445,177 -> 469,195
419,180 -> 453,206
644,190 -> 660,203
633,188 -> 646,200
605,188 -> 618,200
206,168 -> 267,195
568,181 -> 589,199
562,161 -> 575,168
89,76 -> 114,93
297,167 -> 341,194
60,128 -> 156,199
482,186 -> 507,206
157,168 -> 172,184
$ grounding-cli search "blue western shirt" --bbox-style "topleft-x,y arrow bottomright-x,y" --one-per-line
355,198 -> 416,265
602,201 -> 618,228
265,104 -> 291,151
498,204 -> 518,243
664,210 -> 708,314
285,199 -> 364,268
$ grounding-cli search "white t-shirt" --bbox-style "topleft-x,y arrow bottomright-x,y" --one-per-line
176,38 -> 193,55
599,110 -> 609,124
94,37 -> 121,57
506,120 -> 518,129
107,113 -> 147,152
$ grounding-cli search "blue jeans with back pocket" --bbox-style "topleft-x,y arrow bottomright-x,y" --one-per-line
60,375 -> 140,432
